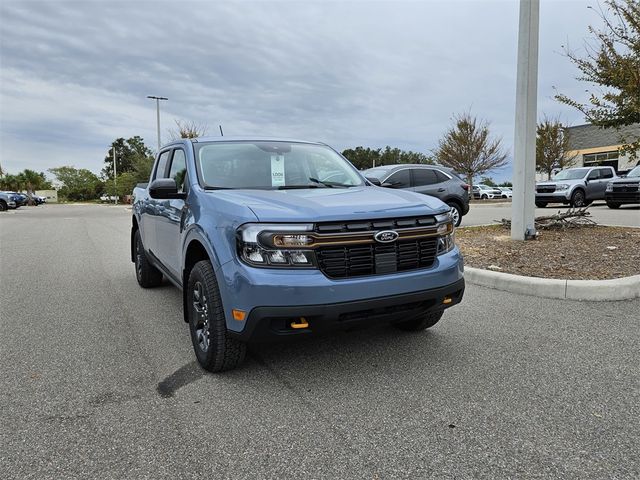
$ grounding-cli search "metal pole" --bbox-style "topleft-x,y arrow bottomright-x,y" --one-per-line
146,96 -> 168,153
155,98 -> 161,151
113,146 -> 117,205
511,0 -> 539,240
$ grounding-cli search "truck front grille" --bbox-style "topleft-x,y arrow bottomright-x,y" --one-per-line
536,186 -> 556,193
316,238 -> 439,278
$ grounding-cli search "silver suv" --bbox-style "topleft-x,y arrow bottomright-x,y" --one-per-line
535,166 -> 617,208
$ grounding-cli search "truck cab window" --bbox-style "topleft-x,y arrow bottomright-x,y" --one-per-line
169,149 -> 187,192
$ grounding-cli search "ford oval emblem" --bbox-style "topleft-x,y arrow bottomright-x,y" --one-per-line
374,230 -> 399,243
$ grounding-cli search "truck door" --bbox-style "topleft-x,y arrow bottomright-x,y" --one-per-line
596,167 -> 614,199
585,169 -> 601,200
154,148 -> 187,277
143,149 -> 172,258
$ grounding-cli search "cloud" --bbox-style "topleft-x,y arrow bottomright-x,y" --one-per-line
1,0 -> 598,181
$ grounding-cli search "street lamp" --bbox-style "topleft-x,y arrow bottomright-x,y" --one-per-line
146,95 -> 168,152
112,146 -> 117,205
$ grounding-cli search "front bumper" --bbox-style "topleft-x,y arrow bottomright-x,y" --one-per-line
606,192 -> 640,204
217,247 -> 464,340
535,191 -> 570,203
229,278 -> 464,342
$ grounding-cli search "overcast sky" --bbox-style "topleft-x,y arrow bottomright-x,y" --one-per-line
1,0 -> 601,181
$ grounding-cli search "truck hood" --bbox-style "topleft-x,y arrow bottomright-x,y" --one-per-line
211,187 -> 448,222
536,179 -> 583,186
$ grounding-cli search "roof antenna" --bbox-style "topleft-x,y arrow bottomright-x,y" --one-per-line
219,125 -> 224,136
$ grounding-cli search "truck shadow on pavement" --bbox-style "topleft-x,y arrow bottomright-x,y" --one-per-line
156,361 -> 204,398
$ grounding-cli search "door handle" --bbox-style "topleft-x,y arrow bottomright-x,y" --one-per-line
437,188 -> 446,192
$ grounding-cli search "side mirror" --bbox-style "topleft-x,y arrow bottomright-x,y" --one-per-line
149,178 -> 186,199
365,176 -> 382,186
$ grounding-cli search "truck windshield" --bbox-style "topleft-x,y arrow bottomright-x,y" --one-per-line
194,141 -> 364,189
552,168 -> 590,180
627,166 -> 640,178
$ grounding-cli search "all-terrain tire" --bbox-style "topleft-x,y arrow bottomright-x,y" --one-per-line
394,310 -> 444,332
188,260 -> 246,372
535,201 -> 547,208
134,230 -> 163,288
606,201 -> 621,209
570,189 -> 586,207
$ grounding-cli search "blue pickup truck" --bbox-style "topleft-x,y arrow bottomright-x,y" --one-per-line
132,137 -> 465,371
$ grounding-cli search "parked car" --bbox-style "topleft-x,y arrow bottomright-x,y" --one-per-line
535,166 -> 617,208
100,194 -> 118,203
472,184 -> 496,200
0,192 -> 17,211
362,164 -> 470,226
1,191 -> 24,208
605,165 -> 640,208
132,138 -> 465,372
497,187 -> 513,198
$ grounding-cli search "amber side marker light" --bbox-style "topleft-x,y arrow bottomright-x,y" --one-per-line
443,296 -> 453,305
291,317 -> 309,329
232,309 -> 246,321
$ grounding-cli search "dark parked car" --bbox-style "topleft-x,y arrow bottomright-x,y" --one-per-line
605,165 -> 640,208
363,165 -> 470,226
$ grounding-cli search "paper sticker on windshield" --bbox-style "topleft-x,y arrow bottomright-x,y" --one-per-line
271,154 -> 285,187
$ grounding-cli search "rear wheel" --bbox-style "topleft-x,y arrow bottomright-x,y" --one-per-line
606,201 -> 621,209
535,201 -> 547,208
0,200 -> 7,212
134,230 -> 163,288
394,310 -> 444,332
188,260 -> 246,372
447,202 -> 462,227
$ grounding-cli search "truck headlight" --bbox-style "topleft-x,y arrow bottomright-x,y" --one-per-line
606,182 -> 613,192
435,213 -> 455,255
238,223 -> 317,268
555,184 -> 569,191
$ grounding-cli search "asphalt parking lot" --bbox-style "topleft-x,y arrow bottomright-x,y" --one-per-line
1,205 -> 638,479
463,201 -> 640,227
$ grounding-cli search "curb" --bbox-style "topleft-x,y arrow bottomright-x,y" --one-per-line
465,267 -> 640,301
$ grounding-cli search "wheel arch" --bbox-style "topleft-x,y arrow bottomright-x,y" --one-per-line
130,216 -> 139,262
182,238 -> 213,323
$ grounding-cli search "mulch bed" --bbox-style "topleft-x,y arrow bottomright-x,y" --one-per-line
456,225 -> 640,280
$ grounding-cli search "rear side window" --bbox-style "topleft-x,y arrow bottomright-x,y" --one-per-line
155,150 -> 172,179
169,149 -> 187,191
599,168 -> 613,179
413,169 -> 438,186
434,170 -> 450,182
385,170 -> 411,188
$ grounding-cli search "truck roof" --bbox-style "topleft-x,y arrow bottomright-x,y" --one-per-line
187,136 -> 325,145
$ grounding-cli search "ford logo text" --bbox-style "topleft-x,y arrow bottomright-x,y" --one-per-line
374,230 -> 399,243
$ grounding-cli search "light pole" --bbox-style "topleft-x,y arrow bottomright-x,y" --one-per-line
112,146 -> 117,205
511,0 -> 539,240
146,95 -> 168,152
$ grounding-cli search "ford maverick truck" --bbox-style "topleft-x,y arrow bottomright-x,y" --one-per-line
132,138 -> 465,371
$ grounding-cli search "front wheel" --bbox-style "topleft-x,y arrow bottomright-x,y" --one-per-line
481,194 -> 488,200
447,203 -> 462,227
188,260 -> 246,372
606,201 -> 621,209
570,190 -> 586,207
394,310 -> 444,332
0,201 -> 7,212
535,201 -> 547,208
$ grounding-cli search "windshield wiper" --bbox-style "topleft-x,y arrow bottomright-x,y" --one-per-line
308,177 -> 352,188
203,186 -> 232,190
277,185 -> 322,190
